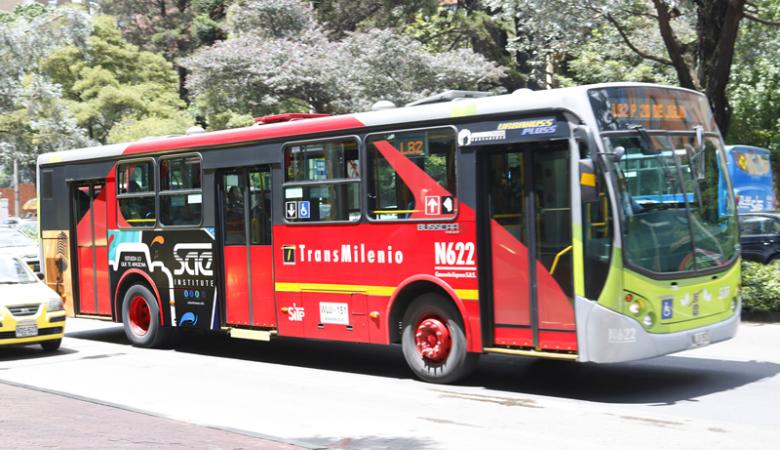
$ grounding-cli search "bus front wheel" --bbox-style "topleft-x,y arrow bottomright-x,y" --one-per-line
401,294 -> 477,384
121,285 -> 168,348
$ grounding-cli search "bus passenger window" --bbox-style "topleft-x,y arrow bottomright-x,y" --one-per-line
159,155 -> 202,227
366,128 -> 456,221
117,160 -> 156,228
283,138 -> 360,223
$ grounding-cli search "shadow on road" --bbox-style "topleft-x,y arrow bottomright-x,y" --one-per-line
0,346 -> 78,364
67,325 -> 780,405
467,354 -> 780,405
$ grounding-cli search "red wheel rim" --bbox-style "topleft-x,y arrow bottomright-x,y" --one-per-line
415,316 -> 452,364
129,295 -> 151,337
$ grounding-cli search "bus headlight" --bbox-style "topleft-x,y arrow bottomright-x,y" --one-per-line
47,298 -> 64,312
642,313 -> 654,328
629,302 -> 641,315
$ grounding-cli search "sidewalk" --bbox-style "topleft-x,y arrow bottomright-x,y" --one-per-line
0,381 -> 308,449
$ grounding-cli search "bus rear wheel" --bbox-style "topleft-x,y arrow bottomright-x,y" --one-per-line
122,285 -> 168,348
401,294 -> 477,384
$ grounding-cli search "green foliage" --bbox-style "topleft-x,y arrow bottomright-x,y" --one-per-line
0,5 -> 93,174
0,3 -> 47,23
197,109 -> 255,130
565,25 -> 677,86
726,7 -> 780,178
183,0 -> 505,129
42,16 -> 191,143
741,261 -> 780,313
315,0 -> 437,38
107,114 -> 193,143
403,7 -> 526,89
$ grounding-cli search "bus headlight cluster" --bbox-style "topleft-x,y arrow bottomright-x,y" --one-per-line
624,292 -> 656,329
624,292 -> 645,317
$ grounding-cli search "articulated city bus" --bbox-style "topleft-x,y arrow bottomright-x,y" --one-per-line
37,83 -> 741,383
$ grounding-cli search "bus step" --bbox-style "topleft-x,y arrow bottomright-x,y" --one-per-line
483,347 -> 578,361
228,328 -> 276,342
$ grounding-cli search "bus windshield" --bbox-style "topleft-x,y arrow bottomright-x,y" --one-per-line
603,132 -> 738,274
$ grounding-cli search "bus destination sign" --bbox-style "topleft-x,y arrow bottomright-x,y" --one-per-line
589,86 -> 717,132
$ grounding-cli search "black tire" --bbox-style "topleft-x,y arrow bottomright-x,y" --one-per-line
121,284 -> 169,348
401,293 -> 478,384
40,339 -> 61,352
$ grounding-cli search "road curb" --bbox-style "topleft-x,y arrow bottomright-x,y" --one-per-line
0,378 -> 326,450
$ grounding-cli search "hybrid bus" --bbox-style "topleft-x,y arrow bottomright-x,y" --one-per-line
37,83 -> 741,383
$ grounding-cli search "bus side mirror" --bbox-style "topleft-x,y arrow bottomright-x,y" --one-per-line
580,159 -> 599,203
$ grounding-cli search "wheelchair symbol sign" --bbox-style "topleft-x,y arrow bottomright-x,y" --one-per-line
298,201 -> 310,219
662,298 -> 673,320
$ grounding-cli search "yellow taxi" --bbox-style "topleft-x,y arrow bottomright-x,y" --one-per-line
0,254 -> 65,351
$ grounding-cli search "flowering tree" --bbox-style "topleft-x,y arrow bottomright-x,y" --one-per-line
182,0 -> 505,128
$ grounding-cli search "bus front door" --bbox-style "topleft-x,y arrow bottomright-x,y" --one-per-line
219,167 -> 276,328
72,181 -> 111,317
480,142 -> 577,352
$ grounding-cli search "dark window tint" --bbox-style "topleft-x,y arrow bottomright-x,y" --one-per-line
161,156 -> 202,190
283,138 -> 360,223
285,139 -> 359,182
366,128 -> 456,220
117,160 -> 156,227
249,170 -> 272,245
117,162 -> 154,193
118,197 -> 156,227
160,156 -> 202,226
223,173 -> 245,245
41,170 -> 53,199
160,195 -> 202,226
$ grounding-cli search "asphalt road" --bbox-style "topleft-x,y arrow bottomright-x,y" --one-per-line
1,318 -> 779,450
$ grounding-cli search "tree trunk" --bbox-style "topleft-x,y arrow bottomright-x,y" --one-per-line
694,0 -> 746,135
178,65 -> 189,105
651,0 -> 697,89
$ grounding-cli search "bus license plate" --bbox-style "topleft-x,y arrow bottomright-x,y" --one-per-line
15,323 -> 38,338
691,330 -> 710,347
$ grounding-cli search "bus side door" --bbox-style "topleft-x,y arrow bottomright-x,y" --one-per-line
219,167 -> 276,328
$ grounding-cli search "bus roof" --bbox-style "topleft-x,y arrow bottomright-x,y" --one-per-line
38,82 -> 704,166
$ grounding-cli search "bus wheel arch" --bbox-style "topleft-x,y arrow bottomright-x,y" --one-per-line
387,277 -> 472,346
114,270 -> 163,325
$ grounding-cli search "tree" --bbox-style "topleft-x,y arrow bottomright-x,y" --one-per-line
726,2 -> 780,177
314,0 -> 438,38
182,0 -> 505,128
42,15 -> 193,144
0,5 -> 93,176
487,0 -> 780,134
403,5 -> 528,91
97,0 -> 235,99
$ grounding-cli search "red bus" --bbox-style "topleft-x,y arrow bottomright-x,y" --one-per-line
37,83 -> 741,383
